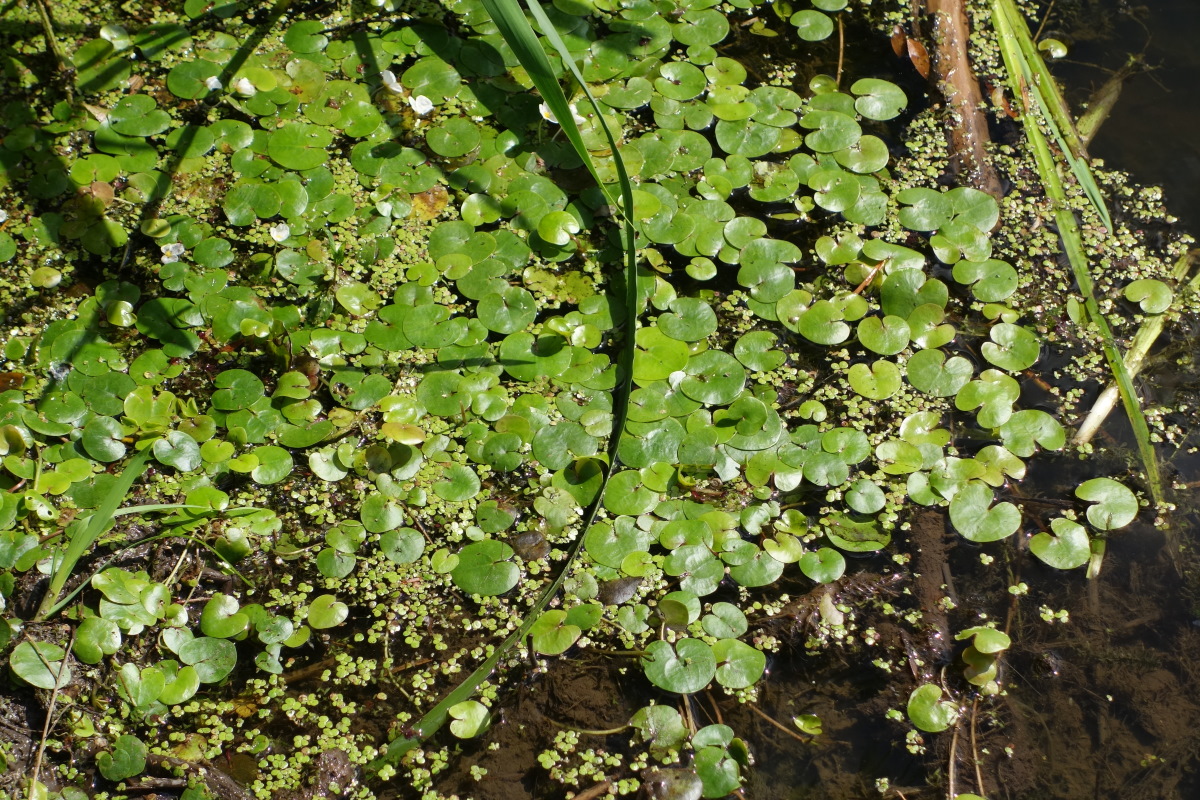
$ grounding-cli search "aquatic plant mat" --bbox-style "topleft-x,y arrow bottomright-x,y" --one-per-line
1,0 -> 1199,798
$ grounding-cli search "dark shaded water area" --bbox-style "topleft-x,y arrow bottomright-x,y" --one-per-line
733,4 -> 1200,799
1052,0 -> 1200,231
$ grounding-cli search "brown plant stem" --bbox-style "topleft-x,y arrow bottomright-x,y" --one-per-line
924,0 -> 1004,196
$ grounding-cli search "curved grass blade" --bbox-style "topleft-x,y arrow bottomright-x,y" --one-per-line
371,0 -> 640,767
35,447 -> 152,620
992,1 -> 1165,516
995,0 -> 1112,231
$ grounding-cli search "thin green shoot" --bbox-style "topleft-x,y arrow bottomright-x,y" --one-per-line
992,0 -> 1165,515
35,448 -> 152,621
371,0 -> 641,766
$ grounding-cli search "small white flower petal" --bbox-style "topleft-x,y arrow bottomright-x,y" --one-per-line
204,76 -> 223,91
269,223 -> 291,243
0,210 -> 8,224
232,77 -> 257,97
539,102 -> 559,124
408,95 -> 434,116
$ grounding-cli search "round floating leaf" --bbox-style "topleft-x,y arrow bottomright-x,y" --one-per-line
427,117 -> 481,158
283,20 -> 328,53
1124,279 -> 1172,314
712,639 -> 765,689
166,59 -> 221,99
906,349 -> 973,397
401,56 -> 462,102
982,323 -> 1040,372
845,478 -> 886,514
733,331 -> 785,372
250,445 -> 292,485
643,638 -> 716,694
177,636 -> 236,683
110,94 -> 171,137
659,298 -> 718,342
728,548 -> 785,586
833,135 -> 890,174
681,350 -> 747,406
82,416 -> 127,462
307,594 -> 349,629
715,120 -> 781,158
953,259 -> 1019,302
453,539 -> 520,596
604,470 -> 657,516
791,10 -> 833,41
380,528 -> 424,564
361,493 -> 405,533
896,187 -> 951,231
998,409 -> 1066,457
850,78 -> 907,120
847,359 -> 902,400
97,734 -> 147,782
152,430 -> 201,471
434,464 -> 481,502
798,547 -> 846,583
449,700 -> 491,739
10,641 -> 71,689
1030,518 -> 1091,569
656,62 -> 706,100
798,300 -> 850,345
536,210 -> 581,246
857,315 -> 910,355
907,684 -> 959,732
800,110 -> 861,153
530,610 -> 582,655
478,286 -> 536,334
949,483 -> 1020,542
74,617 -> 122,664
947,186 -> 1000,231
267,123 -> 334,171
1076,477 -> 1138,530
200,593 -> 250,639
955,370 -> 1020,429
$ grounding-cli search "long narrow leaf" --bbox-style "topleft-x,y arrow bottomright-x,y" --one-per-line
992,1 -> 1164,512
371,0 -> 641,766
36,447 -> 152,620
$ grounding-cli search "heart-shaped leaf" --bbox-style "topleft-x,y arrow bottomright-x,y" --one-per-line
643,638 -> 717,694
1076,477 -> 1138,530
949,483 -> 1020,542
907,684 -> 958,732
1029,518 -> 1091,569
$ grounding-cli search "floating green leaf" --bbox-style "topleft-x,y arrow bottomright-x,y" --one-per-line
643,638 -> 716,694
1076,477 -> 1138,530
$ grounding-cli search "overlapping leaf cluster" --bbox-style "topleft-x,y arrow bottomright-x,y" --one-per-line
0,0 -> 1171,796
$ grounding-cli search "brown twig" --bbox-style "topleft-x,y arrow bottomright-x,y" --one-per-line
836,15 -> 845,87
573,780 -> 613,800
748,704 -> 809,743
924,0 -> 1004,196
970,697 -> 985,796
30,630 -> 75,794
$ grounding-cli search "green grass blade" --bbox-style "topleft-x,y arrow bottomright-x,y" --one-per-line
997,0 -> 1112,232
992,0 -> 1164,511
35,447 -> 152,620
371,0 -> 641,767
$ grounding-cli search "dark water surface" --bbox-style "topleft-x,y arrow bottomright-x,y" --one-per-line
743,5 -> 1200,798
1055,0 -> 1200,229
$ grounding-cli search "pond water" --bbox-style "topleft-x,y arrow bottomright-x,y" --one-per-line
740,3 -> 1200,798
1,2 -> 1197,798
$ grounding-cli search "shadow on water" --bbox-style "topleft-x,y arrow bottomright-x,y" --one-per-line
1049,0 -> 1200,231
737,4 -> 1200,799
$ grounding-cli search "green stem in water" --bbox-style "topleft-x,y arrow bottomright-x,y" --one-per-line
992,0 -> 1166,516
